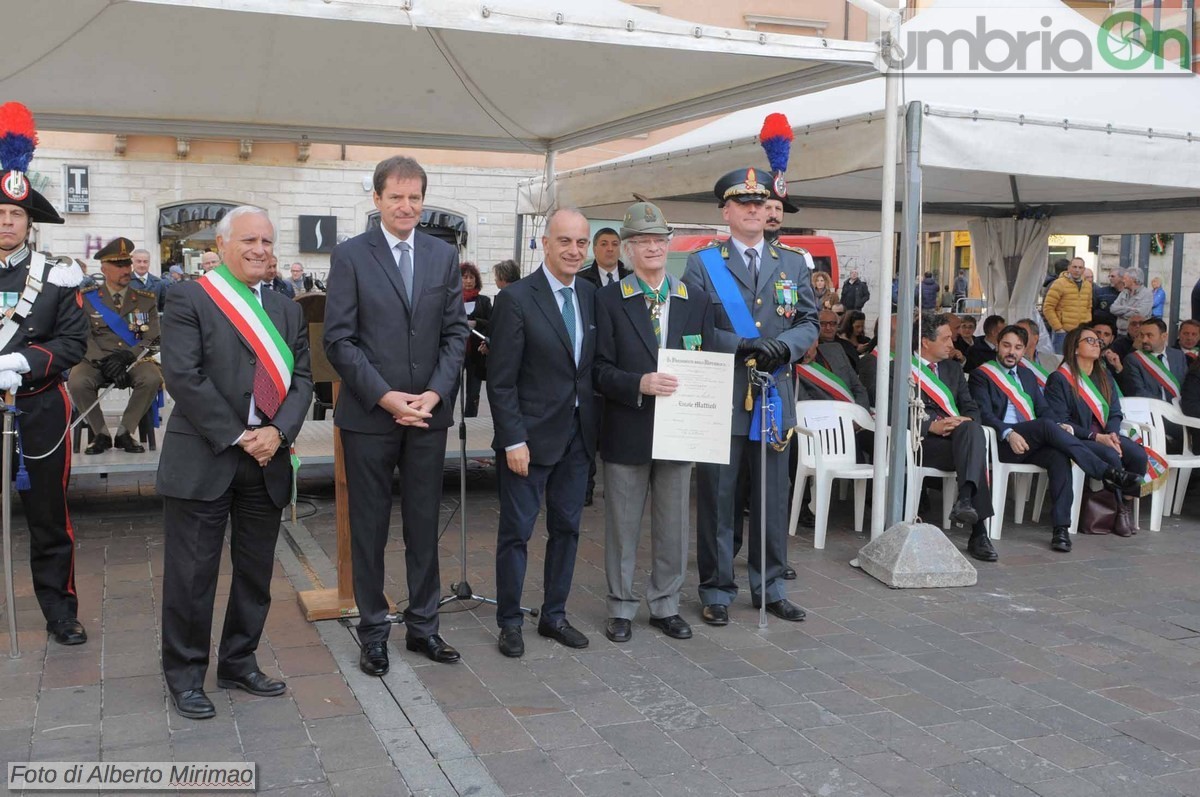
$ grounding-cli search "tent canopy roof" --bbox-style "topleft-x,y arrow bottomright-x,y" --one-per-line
2,0 -> 880,153
539,1 -> 1200,233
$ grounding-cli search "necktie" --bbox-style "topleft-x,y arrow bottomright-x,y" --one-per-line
605,272 -> 613,286
560,287 -> 577,359
745,248 -> 759,282
397,241 -> 413,303
250,287 -> 282,419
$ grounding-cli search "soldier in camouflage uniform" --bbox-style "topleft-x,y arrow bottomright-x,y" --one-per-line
68,237 -> 162,454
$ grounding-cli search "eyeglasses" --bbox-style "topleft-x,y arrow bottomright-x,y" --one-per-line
1079,336 -> 1101,345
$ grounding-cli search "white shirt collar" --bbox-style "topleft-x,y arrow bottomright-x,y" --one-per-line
541,263 -> 576,291
380,224 -> 416,252
728,236 -> 764,264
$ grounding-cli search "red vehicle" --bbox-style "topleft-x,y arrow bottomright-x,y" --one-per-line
667,234 -> 839,284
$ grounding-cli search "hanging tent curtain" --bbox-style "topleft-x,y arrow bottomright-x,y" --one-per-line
967,217 -> 1053,319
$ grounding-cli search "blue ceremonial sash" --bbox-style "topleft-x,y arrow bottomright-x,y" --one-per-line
85,290 -> 138,347
697,247 -> 758,339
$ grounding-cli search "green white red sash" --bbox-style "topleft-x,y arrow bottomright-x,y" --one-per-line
1125,426 -> 1169,491
198,265 -> 294,399
911,357 -> 959,416
1132,351 -> 1180,398
796,362 -> 854,402
976,362 -> 1035,421
1021,357 -> 1048,390
1056,363 -> 1108,427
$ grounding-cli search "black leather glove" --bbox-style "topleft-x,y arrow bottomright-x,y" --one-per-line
99,349 -> 136,384
737,337 -> 790,372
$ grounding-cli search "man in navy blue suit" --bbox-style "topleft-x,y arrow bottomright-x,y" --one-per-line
487,208 -> 598,658
969,324 -> 1141,553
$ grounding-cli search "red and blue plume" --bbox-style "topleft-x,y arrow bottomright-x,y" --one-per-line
0,102 -> 38,173
759,113 -> 793,176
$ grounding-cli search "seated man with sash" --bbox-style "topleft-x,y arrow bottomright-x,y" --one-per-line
68,237 -> 163,454
912,313 -> 996,562
1121,317 -> 1187,401
795,340 -> 870,410
969,325 -> 1142,553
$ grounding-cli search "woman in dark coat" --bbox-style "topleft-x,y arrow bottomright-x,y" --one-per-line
1045,326 -> 1148,532
461,261 -> 491,417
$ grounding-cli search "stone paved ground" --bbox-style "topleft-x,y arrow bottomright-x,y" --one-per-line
2,462 -> 1200,796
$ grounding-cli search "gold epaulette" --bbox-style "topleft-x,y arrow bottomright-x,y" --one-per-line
776,242 -> 810,256
79,282 -> 100,294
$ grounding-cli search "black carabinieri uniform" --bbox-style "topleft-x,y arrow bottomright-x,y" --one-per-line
0,246 -> 88,624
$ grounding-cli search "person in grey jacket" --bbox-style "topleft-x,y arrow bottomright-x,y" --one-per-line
1110,269 -> 1153,335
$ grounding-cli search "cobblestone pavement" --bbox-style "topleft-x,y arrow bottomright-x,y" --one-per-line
2,464 -> 1200,796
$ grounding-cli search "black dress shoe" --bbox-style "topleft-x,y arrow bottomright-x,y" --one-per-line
950,496 -> 979,527
605,618 -> 632,643
701,604 -> 729,626
217,670 -> 286,696
171,689 -> 215,720
498,625 -> 524,658
1103,467 -> 1142,493
47,619 -> 87,646
967,531 -> 999,562
1050,527 -> 1072,553
798,509 -> 816,529
406,634 -> 461,663
649,615 -> 693,639
359,641 -> 389,676
782,566 -> 797,580
114,431 -> 145,454
84,433 -> 112,455
755,599 -> 807,622
538,620 -> 589,649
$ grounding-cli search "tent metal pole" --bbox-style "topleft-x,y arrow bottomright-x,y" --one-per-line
1138,233 -> 1152,286
1119,234 -> 1134,270
886,101 -> 924,528
868,24 -> 903,540
1170,234 -> 1185,333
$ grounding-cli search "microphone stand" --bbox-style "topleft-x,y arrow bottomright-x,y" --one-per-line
439,362 -> 536,618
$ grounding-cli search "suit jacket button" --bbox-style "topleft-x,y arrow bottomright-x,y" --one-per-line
249,357 -> 256,364
243,392 -> 251,398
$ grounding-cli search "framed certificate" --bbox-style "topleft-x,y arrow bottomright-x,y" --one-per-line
651,349 -> 734,465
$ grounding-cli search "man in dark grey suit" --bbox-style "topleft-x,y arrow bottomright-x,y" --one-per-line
488,208 -> 597,658
324,156 -> 469,675
682,167 -> 819,626
1121,316 -> 1188,401
159,207 -> 313,720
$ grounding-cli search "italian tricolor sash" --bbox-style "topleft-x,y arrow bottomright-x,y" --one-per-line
976,362 -> 1035,421
1125,427 -> 1170,493
1056,364 -> 1108,427
1132,351 -> 1180,398
796,362 -> 854,402
1022,358 -> 1049,390
911,357 -> 959,417
198,265 -> 295,399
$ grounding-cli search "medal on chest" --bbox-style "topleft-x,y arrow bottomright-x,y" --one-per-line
0,292 -> 19,320
774,280 -> 798,318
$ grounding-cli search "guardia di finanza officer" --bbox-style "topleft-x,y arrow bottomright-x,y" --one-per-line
681,168 -> 818,626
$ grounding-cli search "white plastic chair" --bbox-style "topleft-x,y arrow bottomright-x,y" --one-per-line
904,424 -> 964,532
983,426 -> 1085,538
788,401 -> 875,549
1122,397 -> 1200,531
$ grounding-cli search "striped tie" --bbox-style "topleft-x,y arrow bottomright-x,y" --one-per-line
251,288 -> 282,418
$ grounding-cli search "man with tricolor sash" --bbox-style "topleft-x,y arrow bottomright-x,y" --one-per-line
969,325 -> 1141,553
1121,317 -> 1187,403
158,207 -> 313,720
912,313 -> 997,562
682,166 -> 818,626
795,341 -> 869,410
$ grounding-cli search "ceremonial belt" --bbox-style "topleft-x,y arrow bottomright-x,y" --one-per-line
1132,351 -> 1180,398
1056,364 -> 1109,427
796,362 -> 853,402
0,251 -> 48,354
911,357 -> 959,417
84,290 -> 139,348
1021,358 -> 1048,389
976,362 -> 1035,421
198,266 -> 294,397
697,247 -> 757,339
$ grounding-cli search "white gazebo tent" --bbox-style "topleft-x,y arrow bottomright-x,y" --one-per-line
1,0 -> 883,153
525,0 -> 1200,534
